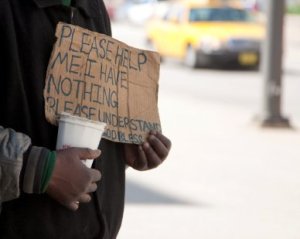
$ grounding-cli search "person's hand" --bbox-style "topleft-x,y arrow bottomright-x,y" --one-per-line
124,131 -> 171,171
46,147 -> 101,211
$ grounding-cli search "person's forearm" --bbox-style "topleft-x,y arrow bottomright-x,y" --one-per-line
0,126 -> 31,201
0,126 -> 56,202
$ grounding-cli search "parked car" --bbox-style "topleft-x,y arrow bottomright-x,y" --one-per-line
145,0 -> 265,69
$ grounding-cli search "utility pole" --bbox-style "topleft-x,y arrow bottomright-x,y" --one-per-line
261,0 -> 290,127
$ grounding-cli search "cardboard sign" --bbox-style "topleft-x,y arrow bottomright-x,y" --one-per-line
44,22 -> 161,144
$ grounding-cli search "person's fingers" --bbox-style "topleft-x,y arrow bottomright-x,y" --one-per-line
134,145 -> 148,170
76,148 -> 101,159
86,182 -> 98,193
150,131 -> 172,150
147,134 -> 169,159
142,142 -> 162,168
89,169 -> 101,182
68,201 -> 80,211
77,194 -> 92,203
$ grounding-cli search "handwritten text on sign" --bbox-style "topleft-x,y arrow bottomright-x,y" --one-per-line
44,22 -> 161,144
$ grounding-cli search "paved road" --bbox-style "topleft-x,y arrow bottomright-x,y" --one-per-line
113,16 -> 300,239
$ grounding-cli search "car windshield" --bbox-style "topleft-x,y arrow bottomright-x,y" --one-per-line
189,8 -> 252,22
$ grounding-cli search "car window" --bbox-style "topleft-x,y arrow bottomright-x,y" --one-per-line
189,8 -> 252,22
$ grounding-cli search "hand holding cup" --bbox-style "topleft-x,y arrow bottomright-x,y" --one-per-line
46,147 -> 101,211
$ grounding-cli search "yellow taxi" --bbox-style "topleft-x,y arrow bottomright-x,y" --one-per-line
145,0 -> 265,68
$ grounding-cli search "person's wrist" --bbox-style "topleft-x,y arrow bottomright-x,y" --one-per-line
41,151 -> 56,193
22,146 -> 56,194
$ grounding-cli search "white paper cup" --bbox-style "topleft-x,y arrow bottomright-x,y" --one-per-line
56,112 -> 106,168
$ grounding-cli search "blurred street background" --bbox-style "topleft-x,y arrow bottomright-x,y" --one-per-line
106,1 -> 300,238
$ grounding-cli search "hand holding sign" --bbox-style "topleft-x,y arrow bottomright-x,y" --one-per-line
124,131 -> 172,170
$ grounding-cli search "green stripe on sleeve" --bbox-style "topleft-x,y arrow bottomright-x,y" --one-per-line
62,0 -> 71,6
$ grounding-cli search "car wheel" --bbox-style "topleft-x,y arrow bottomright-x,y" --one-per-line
184,46 -> 199,68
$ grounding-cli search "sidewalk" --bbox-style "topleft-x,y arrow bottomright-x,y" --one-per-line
119,94 -> 300,239
117,16 -> 300,239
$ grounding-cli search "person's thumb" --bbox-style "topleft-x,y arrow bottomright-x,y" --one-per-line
77,148 -> 101,159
